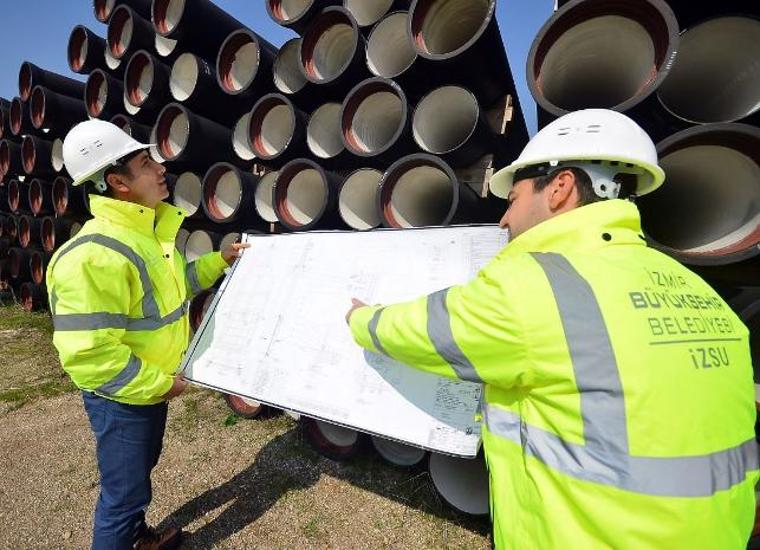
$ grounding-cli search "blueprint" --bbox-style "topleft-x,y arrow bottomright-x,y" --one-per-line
181,225 -> 508,457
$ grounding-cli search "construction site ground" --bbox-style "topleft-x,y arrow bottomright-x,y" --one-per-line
0,305 -> 491,549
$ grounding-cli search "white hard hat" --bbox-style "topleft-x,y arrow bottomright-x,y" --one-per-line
490,109 -> 665,199
62,119 -> 155,190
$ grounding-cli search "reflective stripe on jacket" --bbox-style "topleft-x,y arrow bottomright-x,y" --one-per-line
350,199 -> 759,549
47,195 -> 228,405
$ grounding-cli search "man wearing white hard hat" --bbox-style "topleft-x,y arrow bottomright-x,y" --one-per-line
47,120 -> 248,550
347,109 -> 757,548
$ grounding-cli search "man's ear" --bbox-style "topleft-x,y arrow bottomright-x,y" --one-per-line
105,171 -> 130,194
547,169 -> 577,211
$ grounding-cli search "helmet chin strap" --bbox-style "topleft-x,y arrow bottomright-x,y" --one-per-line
91,169 -> 108,193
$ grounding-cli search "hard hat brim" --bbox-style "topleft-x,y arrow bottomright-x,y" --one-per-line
71,142 -> 156,186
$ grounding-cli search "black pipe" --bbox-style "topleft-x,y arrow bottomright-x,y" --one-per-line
344,0 -> 411,29
52,176 -> 89,217
378,153 -> 480,227
110,113 -> 152,142
10,97 -> 36,137
41,216 -> 76,252
68,25 -> 111,76
661,0 -> 758,28
107,5 -> 156,62
21,136 -> 57,178
0,105 -> 14,142
202,163 -> 265,227
29,250 -> 53,285
266,0 -> 341,35
3,215 -> 19,245
170,53 -> 248,125
29,179 -> 54,217
9,248 -> 33,281
248,93 -> 309,166
30,86 -> 88,135
340,77 -> 415,165
0,140 -> 24,177
124,50 -> 171,118
18,62 -> 85,102
366,11 -> 421,94
8,179 -> 31,214
299,7 -> 371,99
216,29 -> 278,103
20,281 -> 48,312
154,103 -> 239,168
273,158 -> 344,231
18,215 -> 42,249
94,0 -> 152,24
85,69 -> 125,120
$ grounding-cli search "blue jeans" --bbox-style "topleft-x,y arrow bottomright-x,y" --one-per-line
82,392 -> 168,550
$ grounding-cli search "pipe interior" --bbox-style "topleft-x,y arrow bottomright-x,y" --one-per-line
170,53 -> 199,101
0,142 -> 9,172
537,15 -> 656,110
272,0 -> 311,21
158,108 -> 189,159
254,171 -> 279,222
173,172 -> 202,215
254,102 -> 294,157
164,0 -> 186,34
274,39 -> 307,94
95,0 -> 116,22
53,178 -> 68,214
105,47 -> 121,70
19,217 -> 31,246
175,227 -> 190,253
86,72 -> 107,116
307,23 -> 354,81
68,28 -> 88,72
640,144 -> 760,253
19,64 -> 32,101
185,231 -> 213,262
42,218 -> 54,251
149,124 -> 162,163
347,89 -> 403,153
658,17 -> 760,124
429,453 -> 489,515
387,164 -> 454,227
220,232 -> 241,251
339,169 -> 382,230
155,34 -> 179,58
51,139 -> 64,172
29,181 -> 42,213
10,100 -> 22,133
8,181 -> 20,210
210,169 -> 242,220
31,253 -> 44,284
345,0 -> 395,27
414,0 -> 490,55
284,168 -> 325,225
127,54 -> 153,106
413,86 -> 478,153
367,12 -> 416,77
316,420 -> 358,447
22,138 -> 35,173
109,8 -> 133,58
233,112 -> 255,161
221,35 -> 260,92
30,88 -> 45,128
307,103 -> 343,158
372,437 -> 427,466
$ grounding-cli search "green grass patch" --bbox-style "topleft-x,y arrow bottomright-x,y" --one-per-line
0,305 -> 53,334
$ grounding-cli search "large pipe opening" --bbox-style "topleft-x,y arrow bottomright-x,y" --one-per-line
8,180 -> 21,212
173,172 -> 202,216
268,0 -> 311,23
30,87 -> 46,129
105,47 -> 121,71
125,52 -> 154,107
155,34 -> 179,58
273,39 -> 307,94
371,436 -> 427,467
10,99 -> 23,134
342,81 -> 404,155
381,158 -> 456,227
19,216 -> 34,248
639,126 -> 760,258
233,112 -> 255,161
345,0 -> 395,27
301,11 -> 357,82
68,26 -> 89,73
53,177 -> 69,216
307,103 -> 344,159
275,163 -> 327,227
18,63 -> 32,101
204,165 -> 242,221
367,12 -> 416,78
413,86 -> 478,154
0,141 -> 11,174
185,230 -> 214,262
157,105 -> 189,160
30,252 -> 46,285
153,0 -> 186,35
94,0 -> 117,23
218,31 -> 261,94
29,180 -> 44,215
170,53 -> 199,101
107,6 -> 134,59
175,227 -> 190,255
85,71 -> 108,118
250,97 -> 295,158
51,139 -> 64,173
429,453 -> 489,516
657,17 -> 760,124
411,0 -> 491,57
4,216 -> 18,243
41,217 -> 56,252
220,232 -> 241,252
339,168 -> 382,230
21,138 -> 36,174
254,171 -> 279,223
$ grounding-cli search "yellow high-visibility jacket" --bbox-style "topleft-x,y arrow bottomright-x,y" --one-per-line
47,195 -> 228,405
350,199 -> 758,549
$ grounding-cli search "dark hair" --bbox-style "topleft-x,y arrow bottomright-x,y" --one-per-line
533,167 -> 635,206
90,150 -> 143,196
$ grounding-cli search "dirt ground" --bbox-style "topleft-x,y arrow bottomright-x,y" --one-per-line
0,306 -> 491,549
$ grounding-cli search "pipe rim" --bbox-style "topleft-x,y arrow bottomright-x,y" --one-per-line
125,51 -> 154,107
156,104 -> 190,161
202,163 -> 243,222
152,0 -> 186,36
86,70 -> 109,118
172,172 -> 202,216
30,86 -> 47,129
18,63 -> 33,102
367,11 -> 417,78
68,26 -> 90,73
41,217 -> 55,252
341,78 -> 407,157
527,0 -> 679,116
110,114 -> 131,134
410,0 -> 495,60
107,6 -> 135,60
51,139 -> 64,172
254,171 -> 279,222
94,0 -> 116,23
378,153 -> 459,228
29,179 -> 43,215
232,112 -> 255,162
274,159 -> 329,230
273,38 -> 307,95
10,98 -> 23,135
105,46 -> 122,70
30,252 -> 44,285
249,94 -> 296,160
21,136 -> 36,175
217,30 -> 262,95
412,85 -> 479,155
19,216 -> 31,248
53,177 -> 70,216
185,230 -> 215,262
345,0 -> 396,28
300,7 -> 360,84
170,53 -> 199,102
338,167 -> 383,230
307,102 -> 344,159
155,34 -> 178,57
266,0 -> 313,24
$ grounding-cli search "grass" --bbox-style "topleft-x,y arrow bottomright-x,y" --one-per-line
0,304 -> 54,334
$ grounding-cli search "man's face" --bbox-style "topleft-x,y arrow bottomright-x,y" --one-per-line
498,178 -> 550,239
120,151 -> 168,209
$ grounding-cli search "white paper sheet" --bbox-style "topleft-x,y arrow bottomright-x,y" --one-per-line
182,225 -> 508,457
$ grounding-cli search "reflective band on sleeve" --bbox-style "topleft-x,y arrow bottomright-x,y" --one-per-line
53,302 -> 188,332
367,308 -> 389,355
427,288 -> 483,383
186,261 -> 202,296
96,354 -> 142,396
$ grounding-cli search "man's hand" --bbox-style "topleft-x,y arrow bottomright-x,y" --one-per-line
222,242 -> 251,266
346,298 -> 368,324
163,374 -> 188,400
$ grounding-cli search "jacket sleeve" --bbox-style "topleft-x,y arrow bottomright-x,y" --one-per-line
48,248 -> 175,402
184,251 -> 229,297
349,268 -> 527,388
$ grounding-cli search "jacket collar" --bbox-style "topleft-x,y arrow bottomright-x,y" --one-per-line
89,195 -> 186,242
504,199 -> 646,256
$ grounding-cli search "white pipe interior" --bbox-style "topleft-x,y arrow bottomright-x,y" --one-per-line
645,145 -> 760,253
307,103 -> 344,158
371,436 -> 427,466
164,0 -> 186,33
367,12 -> 416,77
173,172 -> 202,215
170,53 -> 198,101
257,103 -> 294,156
413,86 -> 478,153
429,452 -> 489,515
104,0 -> 116,19
417,0 -> 489,55
149,125 -> 162,163
276,0 -> 311,21
51,139 -> 64,172
233,112 -> 255,161
175,227 -> 190,253
124,96 -> 140,115
227,40 -> 260,91
119,15 -> 134,56
539,15 -> 656,110
349,91 -> 403,152
213,170 -> 242,219
166,111 -> 190,157
345,0 -> 395,27
310,24 -> 354,81
274,39 -> 307,94
254,172 -> 279,222
339,168 -> 382,230
286,168 -> 325,225
155,34 -> 178,58
389,165 -> 454,227
185,230 -> 213,262
657,17 -> 760,123
105,47 -> 121,70
75,31 -> 89,68
96,78 -> 108,113
136,62 -> 153,104
220,232 -> 241,251
316,420 -> 358,447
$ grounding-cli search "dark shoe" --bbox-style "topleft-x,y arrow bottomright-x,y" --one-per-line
133,526 -> 183,550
